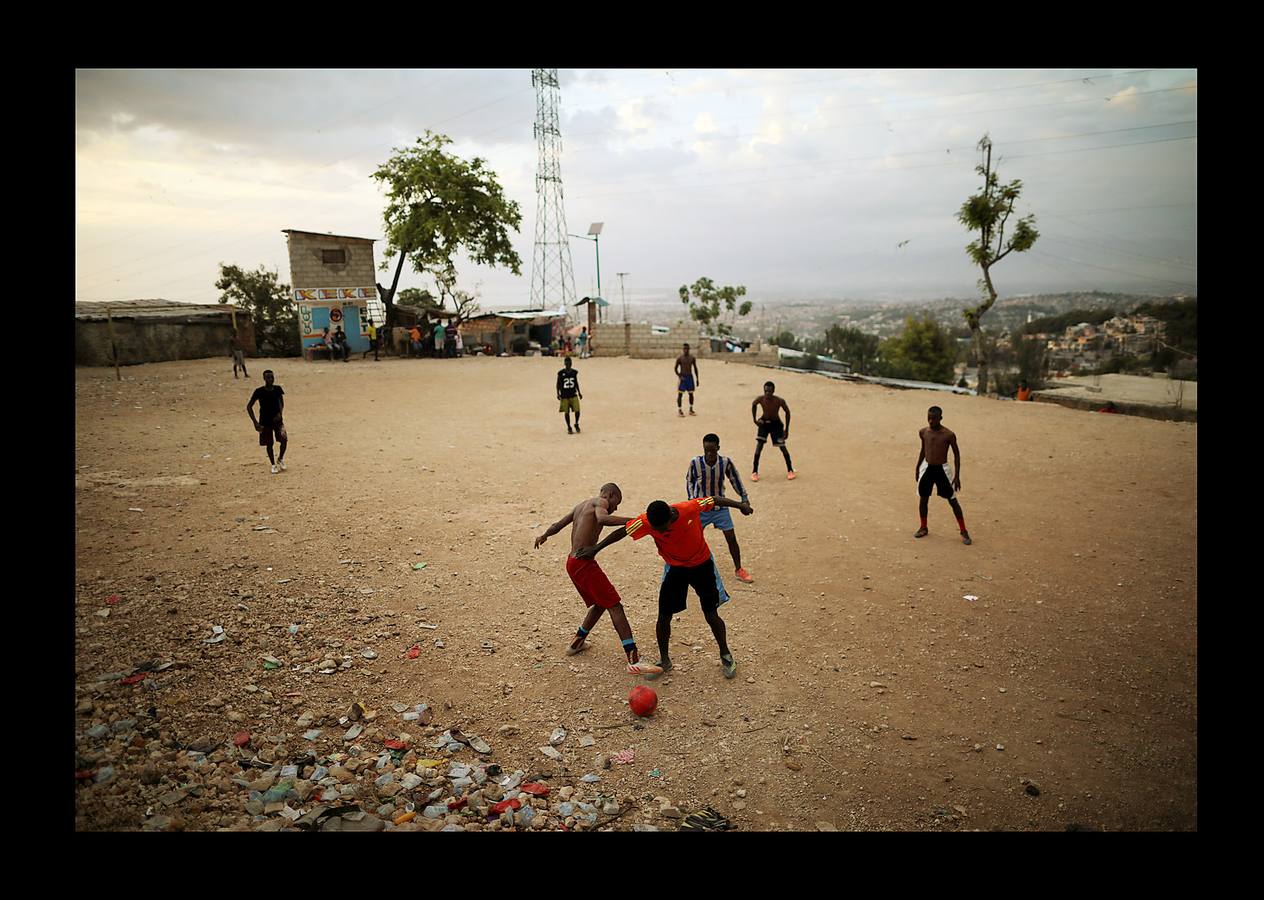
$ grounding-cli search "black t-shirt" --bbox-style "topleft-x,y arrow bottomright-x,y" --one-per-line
251,385 -> 284,422
557,368 -> 579,398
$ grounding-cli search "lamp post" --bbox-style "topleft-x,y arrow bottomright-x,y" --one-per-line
569,222 -> 603,323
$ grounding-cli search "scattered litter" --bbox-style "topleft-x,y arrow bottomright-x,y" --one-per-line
384,739 -> 407,751
302,730 -> 322,741
418,623 -> 438,630
549,727 -> 568,746
411,562 -> 428,570
262,656 -> 282,669
538,746 -> 563,761
120,672 -> 146,686
648,768 -> 662,778
232,731 -> 251,747
679,807 -> 733,831
105,594 -> 122,606
128,508 -> 143,513
406,645 -> 421,659
963,594 -> 979,602
613,749 -> 636,764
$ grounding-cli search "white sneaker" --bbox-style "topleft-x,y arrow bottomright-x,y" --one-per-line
270,464 -> 279,474
278,458 -> 287,471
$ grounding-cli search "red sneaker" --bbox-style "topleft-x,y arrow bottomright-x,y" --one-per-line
750,472 -> 760,482
787,471 -> 797,481
735,567 -> 753,584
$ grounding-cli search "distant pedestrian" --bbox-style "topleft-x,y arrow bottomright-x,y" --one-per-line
433,321 -> 446,357
409,325 -> 423,357
363,319 -> 379,360
229,329 -> 249,379
1016,380 -> 1031,401
333,326 -> 350,362
578,327 -> 590,359
454,327 -> 464,357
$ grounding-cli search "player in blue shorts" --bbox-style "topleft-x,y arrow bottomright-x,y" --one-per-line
675,343 -> 700,416
686,433 -> 753,583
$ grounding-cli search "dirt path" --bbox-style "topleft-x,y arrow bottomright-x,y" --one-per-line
74,354 -> 1197,831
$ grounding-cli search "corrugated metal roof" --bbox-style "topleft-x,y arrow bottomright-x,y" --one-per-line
75,300 -> 248,321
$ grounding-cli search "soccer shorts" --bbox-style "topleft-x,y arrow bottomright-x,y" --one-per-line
566,556 -> 621,609
918,461 -> 955,500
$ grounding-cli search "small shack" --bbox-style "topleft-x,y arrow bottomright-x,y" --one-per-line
460,307 -> 568,356
283,229 -> 381,359
389,306 -> 460,357
75,300 -> 255,367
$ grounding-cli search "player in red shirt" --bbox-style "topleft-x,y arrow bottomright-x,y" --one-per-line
576,494 -> 753,680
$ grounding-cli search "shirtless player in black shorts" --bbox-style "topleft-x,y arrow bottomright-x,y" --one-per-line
913,405 -> 971,545
751,381 -> 795,481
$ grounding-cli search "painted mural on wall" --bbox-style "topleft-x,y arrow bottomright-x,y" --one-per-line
295,287 -> 378,353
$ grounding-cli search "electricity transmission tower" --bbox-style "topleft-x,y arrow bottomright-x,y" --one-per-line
530,69 -> 577,312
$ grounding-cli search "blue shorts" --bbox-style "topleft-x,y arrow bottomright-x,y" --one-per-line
699,507 -> 734,531
678,375 -> 695,392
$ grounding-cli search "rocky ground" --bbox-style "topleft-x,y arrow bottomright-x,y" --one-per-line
74,354 -> 1198,831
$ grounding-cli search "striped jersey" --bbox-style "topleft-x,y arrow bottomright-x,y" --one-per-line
686,454 -> 748,503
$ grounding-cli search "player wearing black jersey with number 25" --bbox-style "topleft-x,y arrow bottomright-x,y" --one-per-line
557,356 -> 583,434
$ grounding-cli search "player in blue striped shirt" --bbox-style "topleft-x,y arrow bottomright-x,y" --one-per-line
686,434 -> 754,583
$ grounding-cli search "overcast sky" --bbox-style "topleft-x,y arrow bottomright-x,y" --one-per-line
75,68 -> 1197,313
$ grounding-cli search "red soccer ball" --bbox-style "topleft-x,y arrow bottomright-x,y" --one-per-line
628,685 -> 658,717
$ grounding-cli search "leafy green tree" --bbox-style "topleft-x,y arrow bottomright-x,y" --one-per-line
823,324 -> 880,375
957,134 -> 1039,396
396,287 -> 440,310
372,131 -> 522,331
876,316 -> 956,384
215,263 -> 298,356
768,330 -> 800,350
679,277 -> 752,336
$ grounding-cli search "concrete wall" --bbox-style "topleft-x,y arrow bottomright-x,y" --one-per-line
75,315 -> 257,367
588,322 -> 779,366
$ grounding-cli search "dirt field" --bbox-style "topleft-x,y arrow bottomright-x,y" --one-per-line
74,354 -> 1197,831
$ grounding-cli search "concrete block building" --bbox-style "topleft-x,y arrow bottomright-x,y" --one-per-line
283,229 -> 382,357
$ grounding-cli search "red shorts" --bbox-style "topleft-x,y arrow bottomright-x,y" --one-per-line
566,556 -> 621,610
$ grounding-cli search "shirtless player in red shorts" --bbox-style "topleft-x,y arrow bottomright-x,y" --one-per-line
534,483 -> 662,675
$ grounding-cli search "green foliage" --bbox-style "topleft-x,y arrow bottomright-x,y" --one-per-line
1014,335 -> 1047,388
216,263 -> 299,356
957,134 -> 1039,396
876,317 -> 957,384
372,132 -> 522,326
396,287 -> 440,309
822,324 -> 881,375
679,277 -> 750,336
1135,298 -> 1197,354
768,330 -> 800,350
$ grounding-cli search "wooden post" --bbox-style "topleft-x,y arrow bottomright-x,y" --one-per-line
229,304 -> 238,331
106,307 -> 121,381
